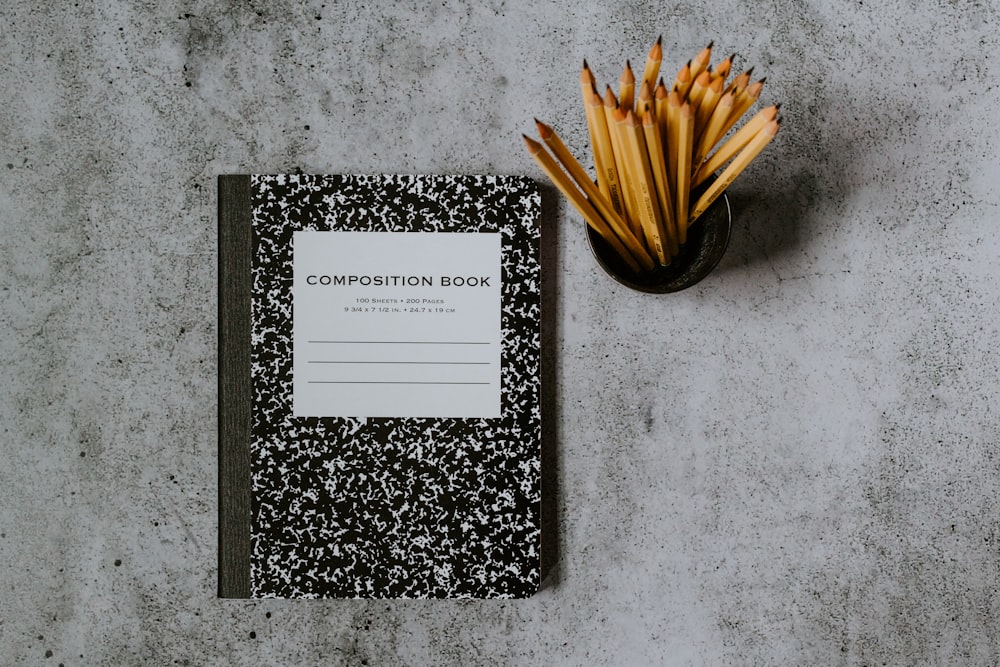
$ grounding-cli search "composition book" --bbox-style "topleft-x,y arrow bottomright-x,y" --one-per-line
218,174 -> 541,599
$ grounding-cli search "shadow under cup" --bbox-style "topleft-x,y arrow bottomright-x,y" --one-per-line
586,192 -> 731,293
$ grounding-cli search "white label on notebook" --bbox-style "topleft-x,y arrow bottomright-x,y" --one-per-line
292,231 -> 502,418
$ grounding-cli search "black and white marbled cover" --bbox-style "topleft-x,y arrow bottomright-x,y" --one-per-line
248,174 -> 541,598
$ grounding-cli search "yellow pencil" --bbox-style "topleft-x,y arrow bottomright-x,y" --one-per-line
534,119 -> 653,269
688,119 -> 780,224
665,89 -> 682,211
624,110 -> 668,265
692,104 -> 778,186
654,80 -> 670,158
642,110 -> 677,256
675,101 -> 694,244
587,90 -> 626,217
694,75 -> 725,140
689,41 -> 713,80
693,89 -> 736,169
604,88 -> 642,237
581,61 -> 603,189
726,67 -> 753,97
710,53 -> 734,83
637,81 -> 654,122
641,35 -> 663,92
581,59 -> 596,101
612,106 -> 645,239
619,60 -> 636,112
687,70 -> 712,110
727,79 -> 765,132
601,87 -> 627,196
523,135 -> 645,273
672,60 -> 693,100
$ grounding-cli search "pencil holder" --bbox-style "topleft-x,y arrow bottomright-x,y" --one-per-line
586,189 -> 731,293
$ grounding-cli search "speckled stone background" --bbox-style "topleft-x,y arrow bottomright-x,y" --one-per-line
2,0 -> 999,665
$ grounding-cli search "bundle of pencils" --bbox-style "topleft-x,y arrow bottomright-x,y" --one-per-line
524,38 -> 780,273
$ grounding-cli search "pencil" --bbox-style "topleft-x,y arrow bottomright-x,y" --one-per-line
581,61 -> 603,190
728,79 -> 765,131
711,78 -> 766,150
587,90 -> 626,217
710,53 -> 734,83
522,135 -> 646,273
688,119 -> 779,224
675,101 -> 694,244
641,35 -> 663,92
672,60 -> 693,100
693,89 -> 735,169
612,106 -> 645,239
624,110 -> 668,265
694,75 -> 725,140
665,89 -> 682,210
726,67 -> 752,97
642,109 -> 677,256
581,59 -> 596,101
689,41 -> 713,80
654,80 -> 670,158
619,61 -> 636,112
534,119 -> 653,268
687,70 -> 712,111
692,104 -> 778,186
604,88 -> 642,237
637,81 -> 654,122
601,86 -> 627,196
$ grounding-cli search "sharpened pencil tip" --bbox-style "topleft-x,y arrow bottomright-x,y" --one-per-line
603,86 -> 618,108
649,36 -> 662,60
534,118 -> 553,139
522,134 -> 541,153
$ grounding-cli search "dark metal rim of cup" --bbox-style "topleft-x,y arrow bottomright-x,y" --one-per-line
585,193 -> 732,293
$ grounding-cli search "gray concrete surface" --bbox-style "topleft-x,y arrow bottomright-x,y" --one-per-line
2,0 -> 999,665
